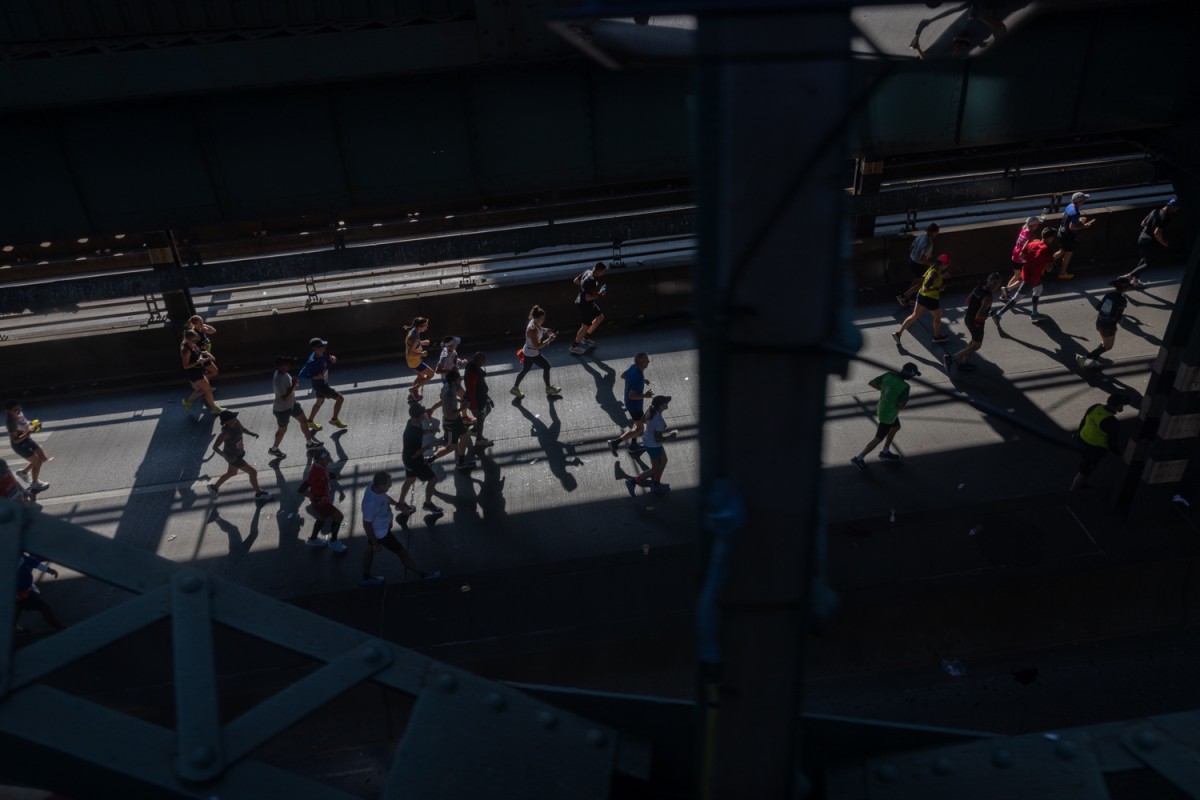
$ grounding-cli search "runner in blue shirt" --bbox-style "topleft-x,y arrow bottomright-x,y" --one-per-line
298,337 -> 348,431
608,353 -> 653,456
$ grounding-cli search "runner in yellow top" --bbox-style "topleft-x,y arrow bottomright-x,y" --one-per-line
1070,392 -> 1128,490
894,254 -> 952,345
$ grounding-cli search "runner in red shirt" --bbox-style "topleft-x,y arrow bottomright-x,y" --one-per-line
991,228 -> 1061,324
302,449 -> 346,553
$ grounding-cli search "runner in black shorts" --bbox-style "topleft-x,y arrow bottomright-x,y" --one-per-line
1077,278 -> 1132,369
208,410 -> 271,500
397,403 -> 443,518
268,356 -> 321,458
5,401 -> 52,493
570,261 -> 607,355
944,273 -> 1001,373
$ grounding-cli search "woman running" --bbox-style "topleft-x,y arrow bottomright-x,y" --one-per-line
187,315 -> 219,380
403,317 -> 435,403
893,254 -> 952,345
1077,278 -> 1132,369
1003,215 -> 1042,302
181,330 -> 222,415
510,305 -> 561,399
626,394 -> 676,495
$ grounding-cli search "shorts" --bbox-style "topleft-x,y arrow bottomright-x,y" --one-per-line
1058,228 -> 1077,252
578,301 -> 602,325
908,259 -> 926,279
1076,441 -> 1107,476
312,382 -> 339,400
627,408 -> 645,423
373,532 -> 407,555
404,457 -> 435,481
17,592 -> 46,612
12,437 -> 38,459
411,361 -> 431,374
916,294 -> 940,311
443,417 -> 467,444
1096,320 -> 1118,338
645,445 -> 665,460
185,366 -> 206,383
875,419 -> 900,439
311,500 -> 338,519
274,404 -> 306,428
226,455 -> 248,469
965,318 -> 985,343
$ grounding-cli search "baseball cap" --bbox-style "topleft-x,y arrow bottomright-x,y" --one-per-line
1071,192 -> 1090,203
1168,197 -> 1178,206
309,337 -> 328,348
651,395 -> 672,407
218,410 -> 239,423
900,362 -> 921,377
1025,215 -> 1044,226
442,335 -> 461,347
936,254 -> 951,265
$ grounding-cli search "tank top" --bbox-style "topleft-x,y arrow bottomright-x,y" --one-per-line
1079,405 -> 1114,448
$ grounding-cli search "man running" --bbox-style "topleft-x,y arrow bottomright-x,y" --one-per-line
15,552 -> 65,632
1123,197 -> 1179,285
608,352 -> 653,456
4,401 -> 51,494
299,337 -> 348,431
945,273 -> 1002,373
896,223 -> 939,308
1054,191 -> 1095,280
1071,393 -> 1129,490
992,227 -> 1060,324
463,352 -> 494,448
430,369 -> 475,471
360,470 -> 440,586
268,356 -> 322,458
570,261 -> 608,355
397,403 -> 445,518
208,410 -> 271,500
1077,278 -> 1132,369
301,448 -> 346,552
850,362 -> 920,470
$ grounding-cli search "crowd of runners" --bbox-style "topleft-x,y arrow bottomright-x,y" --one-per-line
862,193 -> 1180,488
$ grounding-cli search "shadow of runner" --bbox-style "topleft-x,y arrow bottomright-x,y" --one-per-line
268,456 -> 305,546
207,505 -> 262,558
514,398 -> 578,492
578,356 -> 626,430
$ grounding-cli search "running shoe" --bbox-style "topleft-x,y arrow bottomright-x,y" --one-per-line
650,482 -> 671,493
16,465 -> 30,479
608,438 -> 620,456
207,484 -> 219,496
569,344 -> 587,355
254,491 -> 271,501
545,385 -> 562,395
306,439 -> 324,449
268,447 -> 285,458
210,405 -> 225,414
306,537 -> 327,548
943,354 -> 954,373
329,418 -> 348,429
1030,313 -> 1044,324
307,420 -> 324,431
1058,272 -> 1075,280
932,333 -> 949,343
182,398 -> 192,413
475,436 -> 495,447
328,540 -> 348,554
891,332 -> 902,345
878,451 -> 901,461
30,480 -> 49,492
583,338 -> 597,346
423,503 -> 445,518
360,575 -> 386,587
625,478 -> 637,497
510,386 -> 525,399
849,455 -> 867,472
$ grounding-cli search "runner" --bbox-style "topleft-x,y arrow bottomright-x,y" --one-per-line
430,369 -> 476,471
298,337 -> 348,431
360,470 -> 441,586
625,394 -> 676,495
403,317 -> 435,403
4,401 -> 52,494
1,458 -> 30,504
849,362 -> 920,470
180,330 -> 222,416
300,448 -> 346,552
1076,278 -> 1132,369
893,255 -> 951,345
208,410 -> 271,500
187,314 -> 219,380
268,356 -> 321,458
570,261 -> 608,355
1002,215 -> 1043,302
1054,191 -> 1095,280
397,404 -> 445,518
944,273 -> 1002,373
463,352 -> 494,448
435,335 -> 468,378
896,223 -> 939,308
15,552 -> 65,632
1070,393 -> 1129,490
992,227 -> 1060,323
1122,198 -> 1179,285
510,305 -> 561,399
608,352 -> 653,456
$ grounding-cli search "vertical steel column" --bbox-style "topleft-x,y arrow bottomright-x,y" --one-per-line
852,158 -> 884,238
694,8 -> 851,798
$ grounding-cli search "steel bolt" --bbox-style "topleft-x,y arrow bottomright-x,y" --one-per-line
1134,730 -> 1160,751
361,645 -> 383,665
991,749 -> 1014,769
189,745 -> 216,769
875,764 -> 899,784
1055,741 -> 1078,761
933,756 -> 954,775
586,729 -> 608,749
538,711 -> 558,729
483,692 -> 506,711
438,673 -> 457,692
180,574 -> 203,593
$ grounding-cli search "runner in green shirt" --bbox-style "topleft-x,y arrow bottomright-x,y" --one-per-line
850,362 -> 920,470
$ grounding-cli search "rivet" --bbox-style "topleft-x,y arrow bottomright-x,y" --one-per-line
875,764 -> 898,784
992,749 -> 1014,769
189,745 -> 216,768
439,673 -> 457,692
1055,741 -> 1078,761
1134,730 -> 1160,751
179,574 -> 203,593
933,756 -> 954,775
538,711 -> 558,729
361,645 -> 383,665
484,692 -> 506,711
586,729 -> 608,749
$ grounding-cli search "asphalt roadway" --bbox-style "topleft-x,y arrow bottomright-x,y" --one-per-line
9,266 -> 1194,723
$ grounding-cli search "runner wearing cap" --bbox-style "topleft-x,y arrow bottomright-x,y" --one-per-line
268,356 -> 322,458
625,394 -> 676,495
360,470 -> 441,586
298,337 -> 347,431
1003,215 -> 1044,302
850,363 -> 920,470
992,227 -> 1060,324
893,255 -> 952,345
1122,198 -> 1179,286
435,335 -> 468,378
897,223 -> 939,308
1076,278 -> 1132,369
1070,393 -> 1129,490
208,410 -> 270,500
301,448 -> 346,552
1054,191 -> 1095,280
945,273 -> 1002,373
